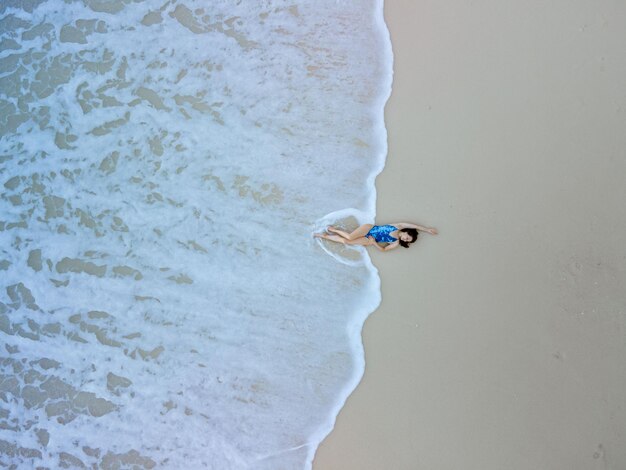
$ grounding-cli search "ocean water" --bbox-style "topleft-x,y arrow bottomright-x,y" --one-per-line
0,0 -> 391,468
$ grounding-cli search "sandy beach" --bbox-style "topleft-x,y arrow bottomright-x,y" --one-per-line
314,1 -> 626,469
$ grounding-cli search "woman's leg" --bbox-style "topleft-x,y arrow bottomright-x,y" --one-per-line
327,224 -> 373,240
345,237 -> 371,246
314,234 -> 348,243
315,234 -> 370,246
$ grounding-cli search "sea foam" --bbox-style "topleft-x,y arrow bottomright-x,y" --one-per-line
0,0 -> 392,468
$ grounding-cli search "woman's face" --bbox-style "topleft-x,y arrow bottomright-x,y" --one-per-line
399,232 -> 414,243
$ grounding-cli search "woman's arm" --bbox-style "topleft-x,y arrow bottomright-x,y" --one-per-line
367,237 -> 385,251
368,237 -> 399,252
382,241 -> 400,251
395,222 -> 438,234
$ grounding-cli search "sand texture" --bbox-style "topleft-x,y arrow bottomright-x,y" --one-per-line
314,1 -> 626,469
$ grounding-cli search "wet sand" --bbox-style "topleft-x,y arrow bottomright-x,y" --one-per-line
314,1 -> 626,469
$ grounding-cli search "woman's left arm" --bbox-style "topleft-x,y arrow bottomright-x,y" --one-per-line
367,237 -> 385,251
368,238 -> 400,251
382,241 -> 400,251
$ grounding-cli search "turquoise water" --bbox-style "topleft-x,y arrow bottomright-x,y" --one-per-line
0,0 -> 391,467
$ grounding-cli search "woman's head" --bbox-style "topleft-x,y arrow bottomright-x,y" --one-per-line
398,228 -> 418,248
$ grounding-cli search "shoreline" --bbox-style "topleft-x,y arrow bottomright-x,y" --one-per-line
313,0 -> 626,469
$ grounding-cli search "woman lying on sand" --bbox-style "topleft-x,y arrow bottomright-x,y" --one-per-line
315,222 -> 438,252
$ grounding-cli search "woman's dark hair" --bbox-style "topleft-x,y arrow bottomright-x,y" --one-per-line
399,228 -> 418,248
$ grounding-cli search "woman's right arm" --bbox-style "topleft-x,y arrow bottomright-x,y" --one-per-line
396,222 -> 438,234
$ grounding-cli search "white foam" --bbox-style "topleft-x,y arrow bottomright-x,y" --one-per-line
0,0 -> 393,468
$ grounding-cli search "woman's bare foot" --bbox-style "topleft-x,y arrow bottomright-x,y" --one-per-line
327,226 -> 339,233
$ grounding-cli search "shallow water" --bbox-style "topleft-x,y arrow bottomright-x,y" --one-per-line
0,0 -> 391,468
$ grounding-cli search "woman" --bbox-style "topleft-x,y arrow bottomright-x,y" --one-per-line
315,222 -> 438,252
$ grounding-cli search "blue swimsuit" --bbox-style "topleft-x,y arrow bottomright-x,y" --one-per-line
366,225 -> 398,243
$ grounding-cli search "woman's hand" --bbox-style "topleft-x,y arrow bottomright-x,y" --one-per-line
368,237 -> 384,250
427,227 -> 438,235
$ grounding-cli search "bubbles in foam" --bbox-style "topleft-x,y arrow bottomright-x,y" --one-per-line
0,0 -> 391,468
312,208 -> 375,267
